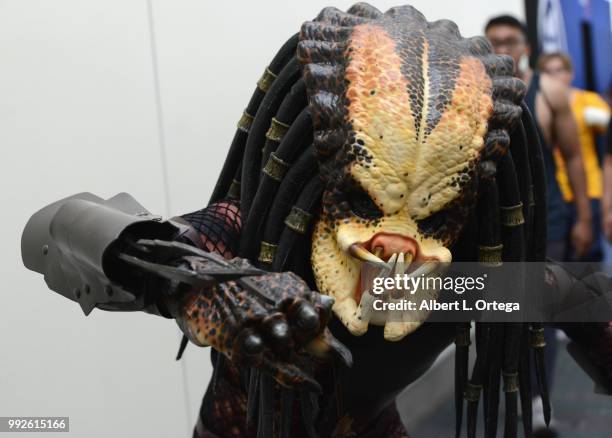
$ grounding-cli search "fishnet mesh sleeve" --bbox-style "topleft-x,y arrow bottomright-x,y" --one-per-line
180,200 -> 241,259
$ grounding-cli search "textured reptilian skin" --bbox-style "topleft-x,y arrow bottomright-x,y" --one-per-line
300,6 -> 493,340
169,204 -> 340,394
177,257 -> 336,391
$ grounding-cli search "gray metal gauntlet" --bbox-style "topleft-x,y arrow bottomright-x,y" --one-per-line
21,192 -> 193,316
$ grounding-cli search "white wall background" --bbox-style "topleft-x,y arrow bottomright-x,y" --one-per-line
0,1 -> 523,437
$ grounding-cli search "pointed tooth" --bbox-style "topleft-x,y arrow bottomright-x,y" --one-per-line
392,252 -> 405,299
405,252 -> 414,264
358,292 -> 375,322
408,261 -> 438,278
403,252 -> 414,273
387,252 -> 398,270
376,255 -> 394,278
395,252 -> 405,277
350,244 -> 385,265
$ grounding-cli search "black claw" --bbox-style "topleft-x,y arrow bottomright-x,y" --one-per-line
299,373 -> 323,395
328,334 -> 353,368
175,335 -> 189,361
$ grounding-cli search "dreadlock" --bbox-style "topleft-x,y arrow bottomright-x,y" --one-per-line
199,3 -> 550,437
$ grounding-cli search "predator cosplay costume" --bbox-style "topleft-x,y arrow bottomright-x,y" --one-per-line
21,4 -> 612,438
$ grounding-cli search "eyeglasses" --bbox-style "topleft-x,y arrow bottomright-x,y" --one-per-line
542,66 -> 570,76
488,37 -> 525,51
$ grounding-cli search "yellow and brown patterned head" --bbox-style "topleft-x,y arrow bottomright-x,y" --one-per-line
298,4 -> 526,340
